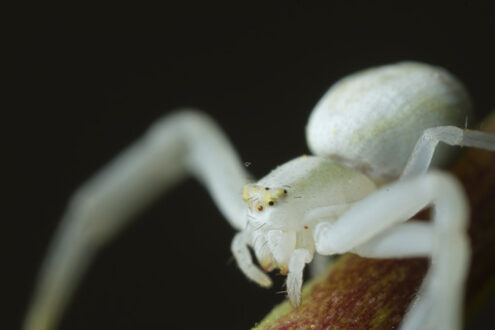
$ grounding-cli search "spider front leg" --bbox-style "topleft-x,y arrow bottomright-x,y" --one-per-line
231,232 -> 272,287
313,172 -> 469,330
24,111 -> 251,330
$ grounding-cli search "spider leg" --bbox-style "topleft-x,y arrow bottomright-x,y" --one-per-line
309,253 -> 337,277
352,220 -> 433,258
313,172 -> 469,330
231,233 -> 272,287
401,126 -> 495,178
24,111 -> 251,330
287,249 -> 313,306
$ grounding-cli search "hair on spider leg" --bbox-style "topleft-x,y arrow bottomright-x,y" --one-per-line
251,238 -> 270,259
244,219 -> 251,230
251,238 -> 269,252
252,234 -> 264,249
244,214 -> 257,230
260,240 -> 269,252
254,222 -> 267,231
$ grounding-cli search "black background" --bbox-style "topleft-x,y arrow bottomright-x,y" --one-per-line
6,2 -> 495,329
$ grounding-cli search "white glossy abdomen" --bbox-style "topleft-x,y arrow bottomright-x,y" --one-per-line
306,62 -> 472,181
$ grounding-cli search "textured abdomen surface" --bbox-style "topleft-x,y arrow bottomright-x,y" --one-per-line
306,62 -> 472,181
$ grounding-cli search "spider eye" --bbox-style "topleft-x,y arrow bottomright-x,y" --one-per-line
268,201 -> 274,206
265,187 -> 270,190
283,189 -> 287,194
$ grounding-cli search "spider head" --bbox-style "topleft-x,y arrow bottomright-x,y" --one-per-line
242,184 -> 296,273
242,184 -> 288,213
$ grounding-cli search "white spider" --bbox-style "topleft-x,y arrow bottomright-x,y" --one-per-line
24,61 -> 495,330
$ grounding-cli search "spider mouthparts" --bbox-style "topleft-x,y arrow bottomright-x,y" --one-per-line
261,260 -> 274,272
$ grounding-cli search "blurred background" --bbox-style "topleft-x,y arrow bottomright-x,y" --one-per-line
6,2 -> 495,329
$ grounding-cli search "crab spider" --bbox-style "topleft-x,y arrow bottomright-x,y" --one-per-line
24,62 -> 495,330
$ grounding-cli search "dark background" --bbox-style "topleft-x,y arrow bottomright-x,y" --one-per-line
6,2 -> 495,329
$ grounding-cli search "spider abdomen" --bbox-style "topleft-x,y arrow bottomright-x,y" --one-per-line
306,61 -> 472,181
